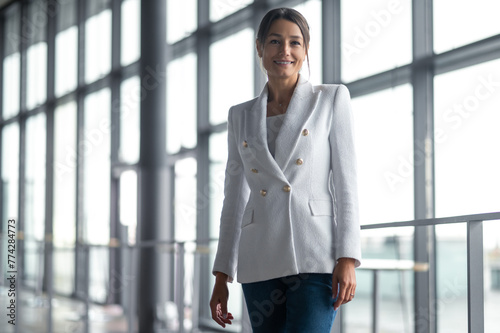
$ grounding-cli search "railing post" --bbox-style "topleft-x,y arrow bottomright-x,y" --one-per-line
372,270 -> 380,333
467,220 -> 484,333
46,239 -> 53,333
84,245 -> 90,333
176,242 -> 185,333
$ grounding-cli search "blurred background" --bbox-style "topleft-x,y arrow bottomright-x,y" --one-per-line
0,0 -> 499,332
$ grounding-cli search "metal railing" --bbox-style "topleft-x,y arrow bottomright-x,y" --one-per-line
1,211 -> 499,333
359,211 -> 500,333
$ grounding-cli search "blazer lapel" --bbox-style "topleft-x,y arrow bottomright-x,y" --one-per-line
246,75 -> 320,179
247,84 -> 288,181
274,75 -> 320,171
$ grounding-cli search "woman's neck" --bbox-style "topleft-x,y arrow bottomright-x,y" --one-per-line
267,74 -> 299,105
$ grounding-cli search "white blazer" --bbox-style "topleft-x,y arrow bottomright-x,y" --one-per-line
213,75 -> 361,284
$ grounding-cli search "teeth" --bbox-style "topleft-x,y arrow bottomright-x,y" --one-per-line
275,61 -> 292,64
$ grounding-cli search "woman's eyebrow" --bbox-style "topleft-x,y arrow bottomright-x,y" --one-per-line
268,33 -> 303,39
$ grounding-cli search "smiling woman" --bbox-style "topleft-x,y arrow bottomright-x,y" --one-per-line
210,7 -> 361,333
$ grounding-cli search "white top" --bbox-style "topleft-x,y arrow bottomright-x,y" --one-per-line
266,113 -> 286,157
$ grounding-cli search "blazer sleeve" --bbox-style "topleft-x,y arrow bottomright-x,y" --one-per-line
212,107 -> 251,282
329,85 -> 362,267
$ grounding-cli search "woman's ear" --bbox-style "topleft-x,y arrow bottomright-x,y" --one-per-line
256,39 -> 262,58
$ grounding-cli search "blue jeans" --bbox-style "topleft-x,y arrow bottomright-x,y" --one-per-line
242,273 -> 337,333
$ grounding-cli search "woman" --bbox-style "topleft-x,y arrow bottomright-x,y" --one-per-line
210,7 -> 361,332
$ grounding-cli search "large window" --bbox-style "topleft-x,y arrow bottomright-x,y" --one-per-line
341,0 -> 412,82
352,84 -> 414,225
85,0 -> 111,84
434,58 -> 500,333
26,1 -> 47,110
209,28 -> 254,125
53,101 -> 77,295
55,0 -> 77,97
24,113 -> 46,287
433,0 -> 500,54
166,53 -> 197,154
2,5 -> 20,119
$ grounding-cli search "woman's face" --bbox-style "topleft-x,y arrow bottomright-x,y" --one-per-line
257,19 -> 307,81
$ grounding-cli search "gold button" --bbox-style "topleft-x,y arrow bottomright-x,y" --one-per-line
283,185 -> 291,192
302,129 -> 309,136
251,168 -> 258,173
243,140 -> 248,148
296,158 -> 303,165
260,189 -> 267,197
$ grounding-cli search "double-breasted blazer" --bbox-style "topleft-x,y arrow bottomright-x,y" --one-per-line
213,75 -> 361,284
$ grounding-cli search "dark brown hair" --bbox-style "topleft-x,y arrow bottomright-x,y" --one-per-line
256,8 -> 311,73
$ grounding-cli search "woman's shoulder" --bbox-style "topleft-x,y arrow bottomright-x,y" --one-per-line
312,83 -> 349,95
230,96 -> 259,112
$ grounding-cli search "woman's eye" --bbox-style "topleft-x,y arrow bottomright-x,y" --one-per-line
292,41 -> 301,46
270,40 -> 279,44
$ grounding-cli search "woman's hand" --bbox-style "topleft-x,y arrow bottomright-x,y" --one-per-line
209,272 -> 234,328
332,257 -> 357,311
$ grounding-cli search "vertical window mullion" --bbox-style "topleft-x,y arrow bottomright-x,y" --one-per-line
412,1 -> 436,333
108,0 -> 122,305
18,0 -> 28,288
43,2 -> 56,331
322,0 -> 340,84
195,0 -> 211,323
74,0 -> 87,297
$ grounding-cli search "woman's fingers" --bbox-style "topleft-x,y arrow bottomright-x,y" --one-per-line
210,278 -> 233,328
332,258 -> 357,310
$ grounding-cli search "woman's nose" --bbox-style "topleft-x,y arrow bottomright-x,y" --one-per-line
279,43 -> 290,55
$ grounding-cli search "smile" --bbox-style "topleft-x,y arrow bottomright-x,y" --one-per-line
274,61 -> 294,65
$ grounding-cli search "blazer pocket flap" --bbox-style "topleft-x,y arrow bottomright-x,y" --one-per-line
241,208 -> 254,228
309,200 -> 333,216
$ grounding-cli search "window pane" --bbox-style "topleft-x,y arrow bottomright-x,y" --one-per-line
2,54 -> 20,119
434,59 -> 500,218
56,0 -> 77,96
25,113 -> 46,242
53,101 -> 77,295
84,88 -> 111,244
1,123 -> 19,286
167,53 -> 197,154
1,123 -> 19,220
54,101 -> 77,247
293,0 -> 322,84
167,0 -> 197,44
120,76 -> 140,163
484,220 -> 500,332
209,131 -> 227,239
210,0 -> 252,22
85,5 -> 111,83
352,84 -> 414,226
26,1 -> 47,110
175,158 -> 197,241
436,224 -> 467,332
26,42 -> 48,109
2,6 -> 20,119
434,0 -> 500,54
119,170 -> 137,245
341,0 -> 412,82
121,0 -> 140,66
55,27 -> 78,96
210,28 -> 254,125
24,113 -> 46,288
